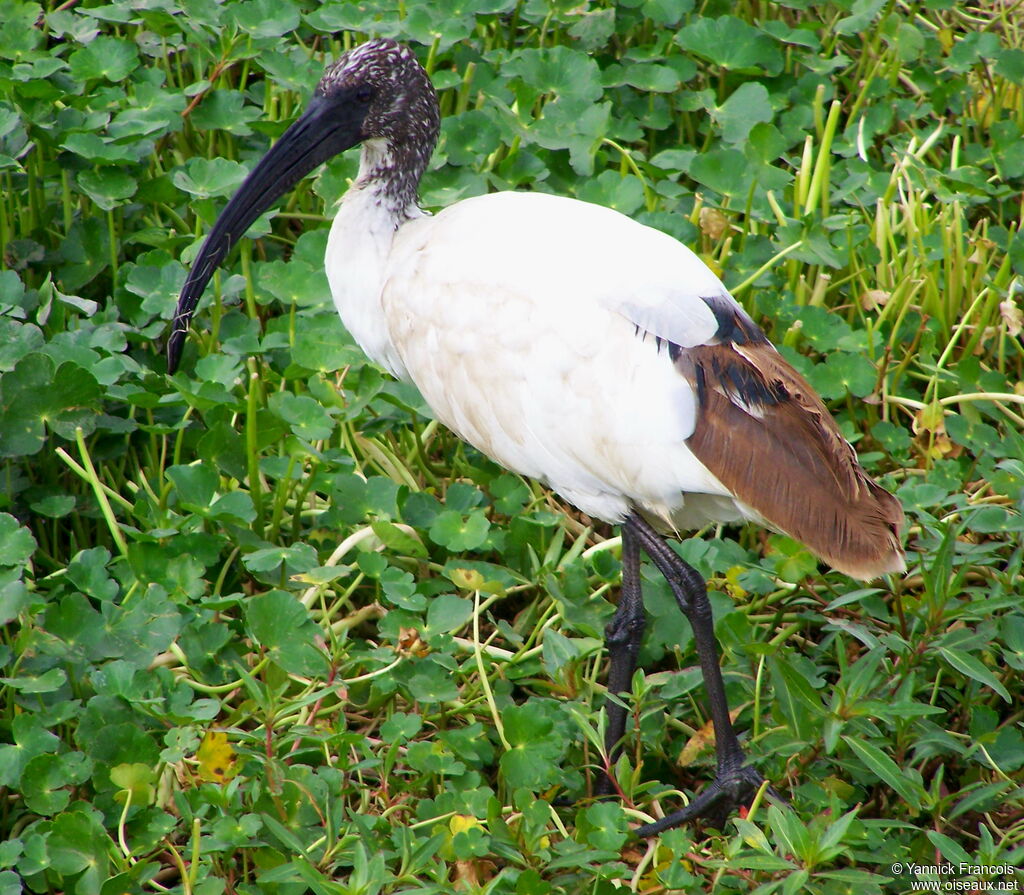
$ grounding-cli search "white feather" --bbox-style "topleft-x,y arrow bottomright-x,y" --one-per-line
327,189 -> 757,529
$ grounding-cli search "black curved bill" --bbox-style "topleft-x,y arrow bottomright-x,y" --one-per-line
167,93 -> 364,373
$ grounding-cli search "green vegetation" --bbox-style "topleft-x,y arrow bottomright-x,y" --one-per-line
2,1 -> 1023,892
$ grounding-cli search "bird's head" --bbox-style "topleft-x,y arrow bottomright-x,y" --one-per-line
167,39 -> 438,373
317,39 -> 439,159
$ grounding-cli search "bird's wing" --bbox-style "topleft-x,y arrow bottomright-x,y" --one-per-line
671,338 -> 906,578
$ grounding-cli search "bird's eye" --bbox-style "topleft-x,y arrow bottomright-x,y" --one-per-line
355,85 -> 373,103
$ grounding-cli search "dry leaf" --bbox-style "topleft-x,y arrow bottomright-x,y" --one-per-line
699,206 -> 729,240
859,289 -> 890,311
398,626 -> 429,657
1000,299 -> 1022,337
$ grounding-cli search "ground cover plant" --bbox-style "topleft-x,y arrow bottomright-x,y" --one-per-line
1,0 -> 1023,892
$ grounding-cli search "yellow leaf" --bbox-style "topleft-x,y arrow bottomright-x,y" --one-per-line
196,730 -> 238,783
448,567 -> 485,590
677,716 -> 716,766
677,706 -> 745,766
724,565 -> 748,599
912,400 -> 945,436
449,814 -> 483,835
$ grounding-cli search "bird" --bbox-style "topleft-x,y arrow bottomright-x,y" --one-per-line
168,38 -> 905,836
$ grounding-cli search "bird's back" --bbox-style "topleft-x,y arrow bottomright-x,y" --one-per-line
381,191 -> 903,578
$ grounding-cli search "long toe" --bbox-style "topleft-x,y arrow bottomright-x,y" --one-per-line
634,765 -> 770,837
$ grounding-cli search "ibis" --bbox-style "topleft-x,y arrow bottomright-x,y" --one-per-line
168,38 -> 905,835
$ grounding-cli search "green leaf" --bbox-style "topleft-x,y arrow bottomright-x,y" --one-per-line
542,628 -> 579,676
57,218 -> 111,291
528,97 -> 610,176
613,62 -> 680,93
444,482 -> 484,513
125,262 -> 186,318
380,566 -> 424,611
406,661 -> 460,703
0,0 -> 43,59
443,109 -> 505,167
424,593 -> 472,635
380,712 -> 423,743
925,831 -> 974,866
267,391 -> 336,442
258,257 -> 333,311
68,36 -> 138,82
244,590 -> 327,676
210,491 -> 257,524
190,90 -> 260,135
229,0 -> 300,38
110,762 -> 156,805
429,509 -> 490,552
0,667 -> 66,693
499,702 -> 563,790
172,157 -> 249,199
243,544 -> 318,575
937,646 -> 1012,703
166,464 -> 218,509
676,16 -> 784,74
577,171 -> 645,215
504,46 -> 603,102
22,754 -> 71,814
995,47 -> 1024,84
842,736 -> 926,810
108,81 -> 186,140
579,801 -> 628,850
66,547 -> 119,602
290,314 -> 359,371
833,0 -> 886,36
946,31 -> 1002,74
48,807 -> 111,884
0,514 -> 35,566
714,82 -> 773,144
371,520 -> 428,558
768,655 -> 823,740
62,131 -> 140,164
100,586 -> 183,667
489,475 -> 530,515
0,355 -> 102,456
0,714 -> 60,787
76,168 -> 137,210
688,148 -> 752,197
814,351 -> 878,400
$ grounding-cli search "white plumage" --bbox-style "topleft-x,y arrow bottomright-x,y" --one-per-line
329,188 -> 747,529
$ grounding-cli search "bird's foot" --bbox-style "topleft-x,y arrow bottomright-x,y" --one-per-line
633,764 -> 776,837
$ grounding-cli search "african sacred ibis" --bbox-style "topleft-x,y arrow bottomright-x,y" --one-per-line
168,38 -> 905,836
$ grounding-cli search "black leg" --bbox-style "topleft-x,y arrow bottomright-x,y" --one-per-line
596,522 -> 646,795
623,511 -> 768,836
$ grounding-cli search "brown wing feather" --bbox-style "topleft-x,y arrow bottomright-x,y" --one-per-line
676,342 -> 905,580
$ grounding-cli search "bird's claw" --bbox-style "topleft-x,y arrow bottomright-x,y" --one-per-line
632,764 -> 775,837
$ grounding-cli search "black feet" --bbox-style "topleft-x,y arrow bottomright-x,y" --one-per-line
633,763 -> 767,837
596,511 -> 772,836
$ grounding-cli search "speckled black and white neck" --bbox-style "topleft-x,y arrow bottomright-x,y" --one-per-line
318,39 -> 440,221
